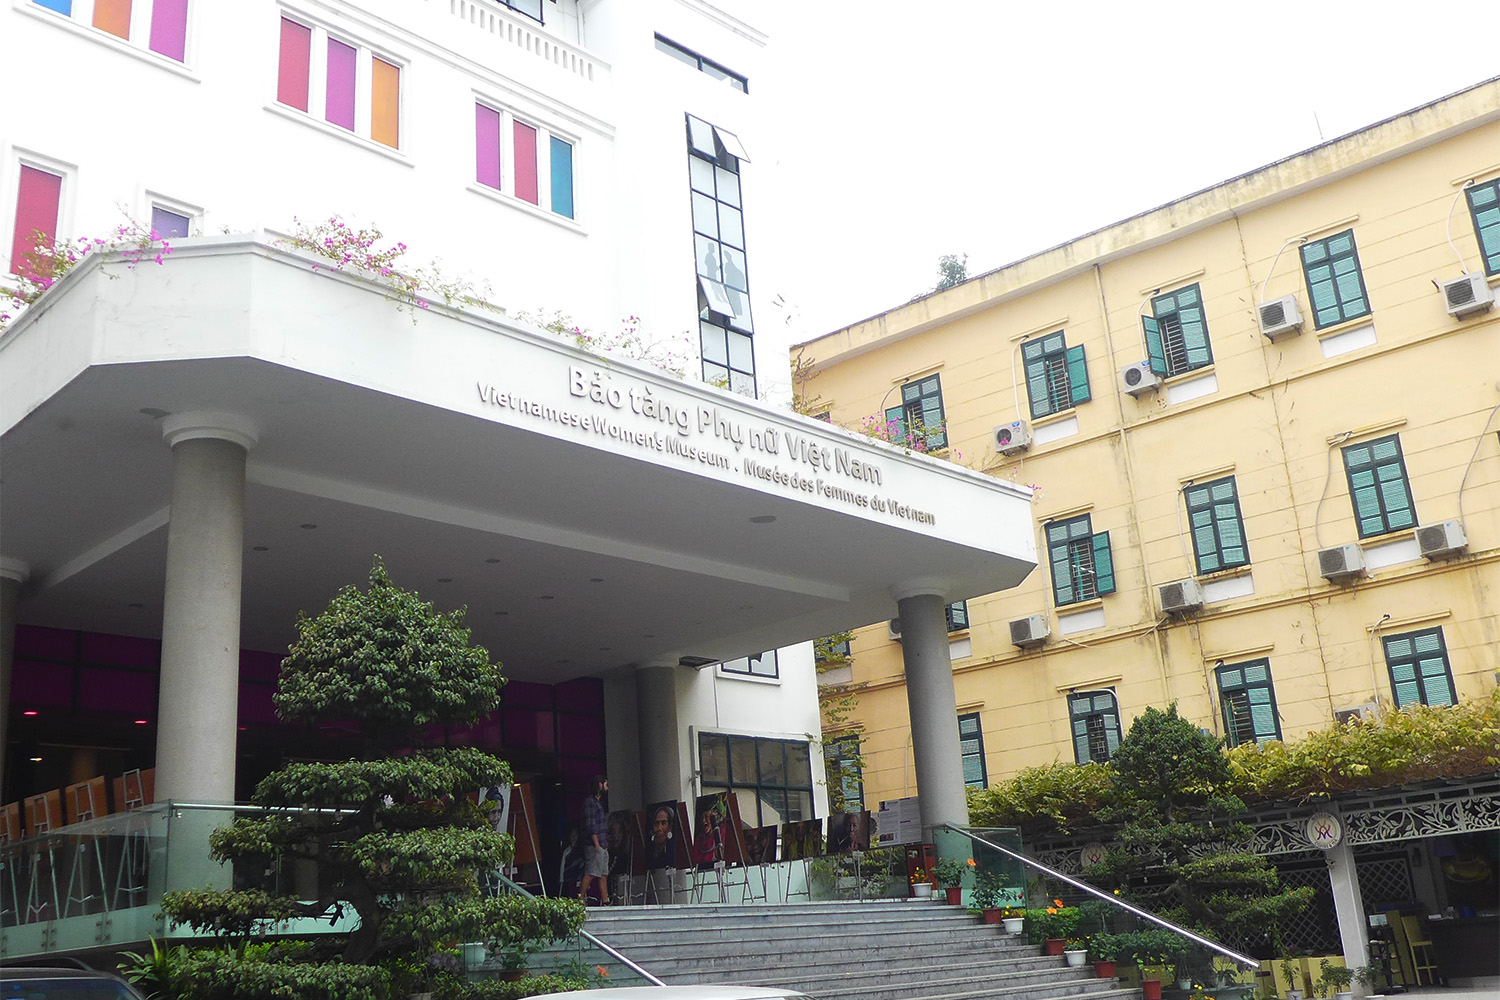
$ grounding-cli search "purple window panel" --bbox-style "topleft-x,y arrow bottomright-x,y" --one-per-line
503,681 -> 552,708
12,660 -> 74,707
557,713 -> 603,756
325,38 -> 357,131
148,0 -> 189,61
79,667 -> 156,714
239,649 -> 282,683
16,625 -> 77,660
238,683 -> 278,725
150,206 -> 190,239
475,104 -> 501,189
81,631 -> 160,668
555,676 -> 603,712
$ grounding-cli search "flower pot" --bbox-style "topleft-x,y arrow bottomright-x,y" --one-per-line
1092,960 -> 1116,978
1287,991 -> 1303,1000
1002,916 -> 1025,934
1178,978 -> 1193,991
911,881 -> 933,899
944,886 -> 962,905
1064,949 -> 1087,968
1141,979 -> 1162,1000
1043,938 -> 1066,956
982,908 -> 1002,924
1334,992 -> 1353,1000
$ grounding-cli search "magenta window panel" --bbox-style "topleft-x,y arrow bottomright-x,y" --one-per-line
475,104 -> 501,189
81,632 -> 160,668
79,667 -> 155,714
148,0 -> 189,61
503,681 -> 552,708
325,38 -> 357,130
238,682 -> 278,724
513,120 -> 538,204
559,756 -> 601,780
238,649 -> 282,683
11,661 -> 74,708
16,625 -> 77,660
10,165 -> 62,280
276,17 -> 311,111
555,677 -> 603,712
557,713 -> 603,755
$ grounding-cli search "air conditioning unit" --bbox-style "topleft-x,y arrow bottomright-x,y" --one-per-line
1334,703 -> 1376,726
887,618 -> 902,641
1318,543 -> 1367,582
1158,578 -> 1205,615
1009,614 -> 1050,648
1416,520 -> 1468,560
1119,361 -> 1162,397
1440,273 -> 1494,318
1257,294 -> 1303,340
993,420 -> 1033,456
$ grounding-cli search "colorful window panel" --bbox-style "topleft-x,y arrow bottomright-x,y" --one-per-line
32,0 -> 188,61
1383,629 -> 1456,708
275,17 -> 400,150
277,17 -> 312,111
885,376 -> 947,450
149,206 -> 190,238
1300,229 -> 1370,328
1021,331 -> 1090,418
1466,178 -> 1500,276
1216,660 -> 1280,746
1069,691 -> 1121,764
1142,283 -> 1212,377
513,121 -> 539,204
1342,435 -> 1416,538
1046,514 -> 1115,606
958,712 -> 987,788
1185,476 -> 1249,573
10,164 -> 63,281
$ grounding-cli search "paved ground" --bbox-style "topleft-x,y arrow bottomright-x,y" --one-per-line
1389,983 -> 1500,1000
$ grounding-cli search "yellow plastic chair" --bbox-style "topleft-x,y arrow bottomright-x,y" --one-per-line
1401,914 -> 1439,986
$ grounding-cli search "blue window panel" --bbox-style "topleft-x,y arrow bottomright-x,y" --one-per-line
1467,179 -> 1500,275
549,136 -> 574,218
1069,691 -> 1121,764
958,712 -> 987,787
33,0 -> 72,13
1047,515 -> 1112,605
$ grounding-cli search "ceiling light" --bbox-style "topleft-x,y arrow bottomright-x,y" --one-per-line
485,558 -> 501,564
139,407 -> 170,418
22,710 -> 39,717
300,523 -> 316,530
437,577 -> 452,583
749,515 -> 776,524
539,595 -> 554,600
590,577 -> 604,583
252,545 -> 269,552
134,719 -> 149,725
30,756 -> 43,762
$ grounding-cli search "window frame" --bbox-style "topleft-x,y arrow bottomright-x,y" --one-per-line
1142,283 -> 1213,378
688,114 -> 755,394
885,375 -> 947,450
957,712 -> 987,789
654,33 -> 748,92
473,100 -> 578,221
1021,331 -> 1090,418
945,601 -> 969,633
718,649 -> 778,681
1215,659 -> 1281,746
697,732 -> 814,829
1382,628 -> 1457,708
1341,434 -> 1417,539
1068,690 -> 1122,764
274,13 -> 405,152
27,0 -> 192,64
1184,476 -> 1250,574
1300,228 -> 1371,329
1465,178 -> 1500,277
1045,514 -> 1115,607
822,734 -> 863,812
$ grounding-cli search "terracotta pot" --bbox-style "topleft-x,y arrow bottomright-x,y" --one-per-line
1093,960 -> 1117,978
982,908 -> 1002,924
945,886 -> 962,905
1141,979 -> 1163,1000
1044,938 -> 1066,956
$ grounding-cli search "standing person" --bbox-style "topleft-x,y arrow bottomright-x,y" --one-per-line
579,775 -> 610,905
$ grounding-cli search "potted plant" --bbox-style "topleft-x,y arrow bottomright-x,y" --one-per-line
909,866 -> 933,899
1064,937 -> 1089,968
1024,899 -> 1081,954
999,904 -> 1026,934
1352,964 -> 1384,997
933,856 -> 973,905
1279,953 -> 1304,1000
1119,928 -> 1189,1000
972,869 -> 1007,922
1318,960 -> 1353,1000
1089,931 -> 1121,978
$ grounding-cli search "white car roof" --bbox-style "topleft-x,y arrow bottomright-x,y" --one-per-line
541,988 -> 807,1000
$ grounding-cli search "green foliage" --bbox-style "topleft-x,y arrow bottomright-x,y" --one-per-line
1088,931 -> 1125,962
170,949 -> 391,1000
253,750 -> 510,809
1318,959 -> 1353,993
436,975 -> 592,1000
933,856 -> 972,888
119,938 -> 192,999
933,253 -> 968,292
1022,904 -> 1081,942
968,760 -> 1116,835
346,827 -> 513,887
971,868 -> 1007,909
161,888 -> 304,939
1110,705 -> 1230,814
276,558 -> 505,738
1112,928 -> 1190,966
381,894 -> 584,951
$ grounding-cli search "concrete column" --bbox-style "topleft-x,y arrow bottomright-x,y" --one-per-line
154,413 -> 255,804
897,588 -> 968,841
0,558 -> 29,801
635,665 -> 681,805
1325,820 -> 1370,990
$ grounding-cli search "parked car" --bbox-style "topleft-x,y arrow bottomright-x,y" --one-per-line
0,966 -> 146,999
544,988 -> 809,1000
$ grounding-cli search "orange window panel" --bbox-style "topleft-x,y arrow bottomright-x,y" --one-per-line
371,57 -> 400,148
92,0 -> 133,39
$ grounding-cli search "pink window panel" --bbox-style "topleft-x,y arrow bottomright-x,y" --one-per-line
10,165 -> 63,281
475,104 -> 501,190
148,0 -> 189,61
276,17 -> 311,111
325,38 -> 357,131
513,120 -> 538,204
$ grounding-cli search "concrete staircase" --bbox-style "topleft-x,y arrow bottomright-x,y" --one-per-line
567,899 -> 1142,1000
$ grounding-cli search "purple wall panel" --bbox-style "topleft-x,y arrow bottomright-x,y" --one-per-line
503,681 -> 552,708
11,660 -> 74,708
15,625 -> 76,660
79,667 -> 155,714
557,712 -> 603,756
238,683 -> 278,725
239,649 -> 282,683
80,632 -> 160,668
555,677 -> 603,712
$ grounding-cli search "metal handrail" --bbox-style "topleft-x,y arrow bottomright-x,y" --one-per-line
942,823 -> 1259,969
493,870 -> 665,986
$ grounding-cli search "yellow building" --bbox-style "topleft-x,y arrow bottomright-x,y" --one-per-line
800,78 -> 1500,972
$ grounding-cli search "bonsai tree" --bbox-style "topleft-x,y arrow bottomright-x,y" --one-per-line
1093,705 -> 1315,967
158,559 -> 585,999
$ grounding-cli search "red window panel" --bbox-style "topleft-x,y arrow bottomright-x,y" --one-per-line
513,120 -> 538,204
276,17 -> 312,111
10,165 -> 63,281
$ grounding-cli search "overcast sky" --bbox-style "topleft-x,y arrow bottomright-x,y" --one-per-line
752,2 -> 1500,361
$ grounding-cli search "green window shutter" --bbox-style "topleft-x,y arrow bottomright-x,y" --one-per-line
885,405 -> 905,440
1468,180 -> 1500,275
1142,315 -> 1167,375
1091,531 -> 1115,596
1065,344 -> 1090,404
1025,356 -> 1053,418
